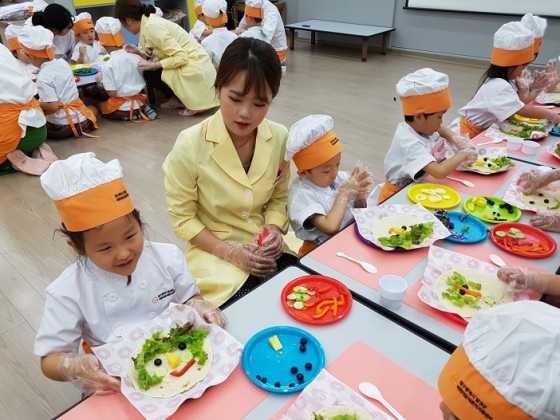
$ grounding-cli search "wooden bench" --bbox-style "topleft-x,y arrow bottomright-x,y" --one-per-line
285,19 -> 395,62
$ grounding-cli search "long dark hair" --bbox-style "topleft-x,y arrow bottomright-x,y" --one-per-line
32,4 -> 73,32
114,0 -> 157,22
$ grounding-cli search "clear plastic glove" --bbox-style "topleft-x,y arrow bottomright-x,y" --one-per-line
351,162 -> 374,203
461,149 -> 478,165
186,297 -> 227,327
497,266 -> 548,293
452,134 -> 476,152
545,59 -> 560,93
137,60 -> 160,71
516,69 -> 531,93
531,213 -> 560,233
254,225 -> 284,259
214,241 -> 276,278
530,70 -> 552,92
124,44 -> 141,55
58,353 -> 121,396
516,169 -> 560,192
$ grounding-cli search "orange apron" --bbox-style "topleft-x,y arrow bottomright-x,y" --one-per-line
0,98 -> 42,164
459,116 -> 485,138
101,94 -> 150,122
378,181 -> 403,204
298,240 -> 318,257
60,98 -> 100,138
277,50 -> 287,62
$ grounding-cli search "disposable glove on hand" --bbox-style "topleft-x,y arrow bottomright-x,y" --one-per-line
58,353 -> 121,396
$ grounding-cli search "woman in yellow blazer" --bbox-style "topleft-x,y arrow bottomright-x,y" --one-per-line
115,0 -> 219,115
163,38 -> 296,307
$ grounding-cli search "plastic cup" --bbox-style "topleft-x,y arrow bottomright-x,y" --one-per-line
521,140 -> 540,155
507,137 -> 523,151
379,275 -> 408,309
281,65 -> 287,74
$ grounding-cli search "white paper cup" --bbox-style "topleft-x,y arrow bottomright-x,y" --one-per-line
521,140 -> 540,155
281,65 -> 287,74
507,137 -> 523,151
379,275 -> 408,309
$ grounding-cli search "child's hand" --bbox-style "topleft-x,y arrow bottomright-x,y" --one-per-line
59,353 -> 121,396
531,213 -> 560,233
452,135 -> 476,152
545,59 -> 560,93
186,297 -> 227,327
497,266 -> 547,293
461,150 -> 478,165
516,70 -> 531,93
79,46 -> 87,57
530,70 -> 552,92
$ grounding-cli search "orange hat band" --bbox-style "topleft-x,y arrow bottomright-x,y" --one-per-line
438,345 -> 530,420
401,88 -> 451,115
98,32 -> 125,47
491,45 -> 534,66
21,44 -> 54,60
54,178 -> 135,232
207,13 -> 227,27
195,5 -> 203,15
8,37 -> 21,51
73,19 -> 94,34
534,37 -> 543,54
293,130 -> 343,171
245,5 -> 264,19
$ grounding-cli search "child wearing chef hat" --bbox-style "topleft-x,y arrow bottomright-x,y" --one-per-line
4,24 -> 39,74
19,25 -> 100,139
238,0 -> 268,43
34,152 -> 226,395
94,17 -> 157,121
189,0 -> 212,43
380,68 -> 477,204
453,22 -> 560,139
521,13 -> 547,57
438,300 -> 560,420
201,0 -> 238,68
71,12 -> 107,64
286,115 -> 375,257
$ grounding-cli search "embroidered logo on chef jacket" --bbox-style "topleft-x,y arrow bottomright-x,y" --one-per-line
108,189 -> 130,204
152,288 -> 175,304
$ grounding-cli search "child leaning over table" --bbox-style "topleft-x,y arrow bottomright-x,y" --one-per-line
379,68 -> 478,203
4,25 -> 39,75
286,115 -> 375,257
238,0 -> 269,43
34,152 -> 226,395
71,13 -> 107,65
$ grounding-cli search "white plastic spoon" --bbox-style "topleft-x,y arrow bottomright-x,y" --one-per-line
478,138 -> 504,146
336,252 -> 378,273
359,382 -> 405,420
489,254 -> 506,267
446,176 -> 475,188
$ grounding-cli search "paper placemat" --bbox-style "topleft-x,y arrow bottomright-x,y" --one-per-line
538,142 -> 560,167
272,340 -> 442,420
306,224 -> 429,291
472,133 -> 527,157
503,168 -> 560,213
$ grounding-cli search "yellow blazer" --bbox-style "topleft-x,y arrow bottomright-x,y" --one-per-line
163,110 -> 291,306
140,15 -> 219,111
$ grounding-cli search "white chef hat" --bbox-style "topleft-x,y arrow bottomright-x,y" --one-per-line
492,22 -> 534,66
40,153 -> 135,232
18,25 -> 54,60
245,0 -> 264,19
73,12 -> 94,34
203,0 -> 227,26
521,13 -> 547,54
439,301 -> 560,420
95,17 -> 124,47
285,115 -> 343,171
194,0 -> 204,16
5,24 -> 23,51
396,68 -> 451,115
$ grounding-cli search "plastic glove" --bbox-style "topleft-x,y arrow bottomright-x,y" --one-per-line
516,169 -> 560,192
497,266 -> 548,293
58,353 -> 121,396
214,241 -> 276,278
530,70 -> 552,92
545,59 -> 560,93
452,135 -> 476,152
137,60 -> 160,71
461,149 -> 478,165
351,163 -> 374,203
516,69 -> 531,93
254,225 -> 284,259
186,298 -> 227,327
530,213 -> 560,233
124,44 -> 140,54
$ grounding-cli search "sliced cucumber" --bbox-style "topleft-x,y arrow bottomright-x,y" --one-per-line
495,231 -> 507,237
513,232 -> 526,239
293,301 -> 305,310
286,300 -> 295,308
287,293 -> 298,300
155,367 -> 168,377
293,286 -> 309,293
483,296 -> 495,305
302,294 -> 310,302
180,350 -> 193,363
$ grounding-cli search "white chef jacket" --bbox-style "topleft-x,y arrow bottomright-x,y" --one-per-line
36,59 -> 86,126
17,60 -> 39,75
34,242 -> 200,356
201,27 -> 238,68
0,44 -> 46,136
238,0 -> 287,52
189,19 -> 209,42
384,122 -> 440,187
53,30 -> 76,62
239,26 -> 269,43
71,40 -> 107,64
102,49 -> 146,111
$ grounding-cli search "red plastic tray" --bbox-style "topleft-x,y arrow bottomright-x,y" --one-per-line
489,223 -> 557,259
280,275 -> 353,325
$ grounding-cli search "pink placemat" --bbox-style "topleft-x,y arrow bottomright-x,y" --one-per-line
425,164 -> 518,196
58,367 -> 267,420
471,132 -> 528,157
271,340 -> 442,420
307,224 -> 429,291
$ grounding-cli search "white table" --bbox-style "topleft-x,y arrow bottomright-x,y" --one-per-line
223,266 -> 450,419
76,74 -> 97,88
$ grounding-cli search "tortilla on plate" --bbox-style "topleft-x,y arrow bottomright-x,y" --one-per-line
307,406 -> 374,420
519,190 -> 560,212
370,215 -> 422,240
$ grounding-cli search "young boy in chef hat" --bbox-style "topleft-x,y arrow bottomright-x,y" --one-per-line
94,17 -> 157,121
19,25 -> 100,139
438,300 -> 560,420
189,0 -> 212,43
71,12 -> 107,64
4,24 -> 39,74
238,0 -> 268,43
380,68 -> 477,203
201,0 -> 238,68
34,152 -> 226,395
286,114 -> 375,257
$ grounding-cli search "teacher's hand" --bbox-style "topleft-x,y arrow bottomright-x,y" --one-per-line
215,241 -> 276,278
255,225 -> 284,260
137,60 -> 160,71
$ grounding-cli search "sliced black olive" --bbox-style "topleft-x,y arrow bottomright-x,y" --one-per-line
462,284 -> 469,289
300,338 -> 307,345
459,289 -> 466,295
290,366 -> 298,374
483,157 -> 488,161
529,201 -> 535,204
256,375 -> 261,381
544,199 -> 550,203
499,204 -> 505,208
154,358 -> 162,366
261,377 -> 267,383
289,383 -> 295,387
538,193 -> 544,196
401,226 -> 407,230
275,382 -> 281,388
178,342 -> 186,350
300,345 -> 307,352
296,373 -> 304,380
298,379 -> 305,385
487,163 -> 492,168
305,363 -> 312,370
508,210 -> 514,214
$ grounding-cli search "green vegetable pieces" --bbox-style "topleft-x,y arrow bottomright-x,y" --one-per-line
378,222 -> 434,249
441,272 -> 481,309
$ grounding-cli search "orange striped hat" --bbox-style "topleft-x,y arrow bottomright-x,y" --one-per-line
203,0 -> 228,27
95,17 -> 125,47
491,22 -> 534,66
397,68 -> 451,115
40,153 -> 135,232
73,12 -> 94,34
438,301 -> 560,420
194,0 -> 204,16
521,13 -> 547,54
245,0 -> 264,19
18,26 -> 55,60
5,24 -> 24,51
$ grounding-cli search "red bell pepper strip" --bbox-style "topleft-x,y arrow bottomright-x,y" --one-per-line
256,227 -> 270,246
169,358 -> 196,377
318,285 -> 332,294
313,307 -> 329,318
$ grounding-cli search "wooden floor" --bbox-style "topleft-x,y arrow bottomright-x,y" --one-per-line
0,41 -> 486,419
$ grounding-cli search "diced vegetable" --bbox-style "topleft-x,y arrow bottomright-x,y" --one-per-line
483,296 -> 495,305
495,231 -> 507,237
166,353 -> 181,369
293,301 -> 305,310
155,367 -> 168,377
268,335 -> 283,351
169,358 -> 196,377
378,222 -> 434,249
180,350 -> 193,363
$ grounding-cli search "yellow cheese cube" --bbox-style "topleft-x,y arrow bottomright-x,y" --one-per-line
166,353 -> 181,369
268,335 -> 283,351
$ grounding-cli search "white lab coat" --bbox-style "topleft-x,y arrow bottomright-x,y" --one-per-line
102,49 -> 146,111
189,19 -> 209,42
201,27 -> 238,68
238,0 -> 287,52
71,40 -> 107,64
239,26 -> 269,43
53,30 -> 76,62
34,242 -> 199,356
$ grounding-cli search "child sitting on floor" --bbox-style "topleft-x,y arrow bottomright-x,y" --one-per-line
71,13 -> 107,64
379,68 -> 478,203
19,25 -> 99,140
94,17 -> 157,121
5,24 -> 39,75
189,0 -> 212,43
286,114 -> 375,257
201,0 -> 237,68
238,0 -> 268,43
